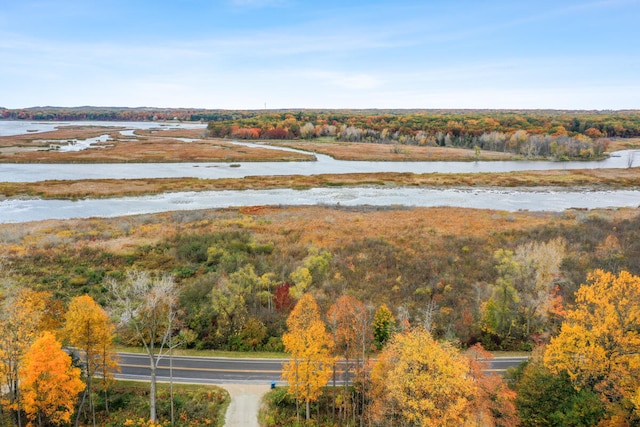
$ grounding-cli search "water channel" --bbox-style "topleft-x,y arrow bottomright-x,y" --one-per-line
1,121 -> 639,223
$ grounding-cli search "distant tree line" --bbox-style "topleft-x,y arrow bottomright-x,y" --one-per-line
206,110 -> 640,139
3,107 -> 639,138
205,110 -> 634,159
0,106 -> 254,122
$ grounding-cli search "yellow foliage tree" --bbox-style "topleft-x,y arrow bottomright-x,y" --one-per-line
369,327 -> 475,427
544,270 -> 640,412
289,267 -> 312,299
20,331 -> 85,427
62,295 -> 119,427
281,293 -> 334,421
288,248 -> 332,299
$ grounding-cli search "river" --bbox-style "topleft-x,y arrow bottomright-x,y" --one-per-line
2,187 -> 640,223
0,119 -> 207,137
1,121 -> 639,223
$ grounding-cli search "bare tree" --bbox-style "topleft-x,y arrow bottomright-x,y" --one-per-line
108,270 -> 178,423
421,298 -> 439,332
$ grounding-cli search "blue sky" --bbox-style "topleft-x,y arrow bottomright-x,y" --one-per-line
1,0 -> 639,109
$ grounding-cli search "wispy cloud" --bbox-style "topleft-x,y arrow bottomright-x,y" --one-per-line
1,0 -> 638,108
0,32 -> 210,70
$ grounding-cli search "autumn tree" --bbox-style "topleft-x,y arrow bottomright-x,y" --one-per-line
210,275 -> 248,347
225,264 -> 277,316
108,270 -> 179,423
595,234 -> 625,273
300,122 -> 316,139
327,295 -> 369,377
61,295 -> 118,427
544,270 -> 640,421
484,240 -> 566,346
467,343 -> 519,427
482,249 -> 521,342
289,248 -> 332,299
369,327 -> 475,426
237,317 -> 267,351
210,264 -> 278,349
20,331 -> 84,427
513,238 -> 566,336
372,304 -> 395,350
281,293 -> 333,421
327,295 -> 370,424
273,282 -> 295,313
0,287 -> 51,427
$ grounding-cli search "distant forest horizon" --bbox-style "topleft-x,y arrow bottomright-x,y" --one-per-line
2,106 -> 639,142
3,106 -> 640,118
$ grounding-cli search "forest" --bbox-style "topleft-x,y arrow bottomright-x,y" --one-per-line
4,107 -> 640,140
203,109 -> 640,160
261,268 -> 640,426
2,204 -> 640,425
5,106 -> 640,160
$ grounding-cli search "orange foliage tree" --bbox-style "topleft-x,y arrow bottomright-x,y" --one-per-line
327,295 -> 369,378
20,331 -> 84,427
327,295 -> 370,424
281,293 -> 334,421
467,344 -> 519,427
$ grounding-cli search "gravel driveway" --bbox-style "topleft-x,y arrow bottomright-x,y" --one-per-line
222,384 -> 270,427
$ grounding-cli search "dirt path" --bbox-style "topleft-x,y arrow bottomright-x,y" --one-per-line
222,383 -> 270,427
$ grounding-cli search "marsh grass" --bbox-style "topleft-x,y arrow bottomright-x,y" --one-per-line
2,168 -> 639,200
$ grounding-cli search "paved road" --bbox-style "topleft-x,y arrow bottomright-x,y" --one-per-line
116,353 -> 528,427
116,353 -> 286,384
115,353 -> 528,384
486,357 -> 530,373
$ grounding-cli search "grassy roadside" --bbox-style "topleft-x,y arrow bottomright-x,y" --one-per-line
113,345 -> 288,359
78,379 -> 229,427
113,345 -> 528,361
2,168 -> 639,200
